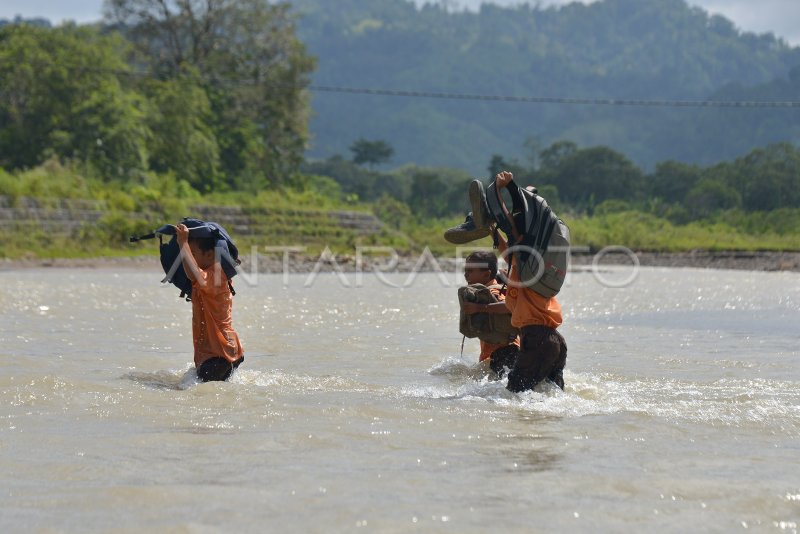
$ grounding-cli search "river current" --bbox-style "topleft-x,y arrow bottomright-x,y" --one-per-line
1,266 -> 798,532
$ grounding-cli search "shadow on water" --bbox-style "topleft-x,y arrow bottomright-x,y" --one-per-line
122,369 -> 198,390
170,425 -> 239,435
497,434 -> 563,473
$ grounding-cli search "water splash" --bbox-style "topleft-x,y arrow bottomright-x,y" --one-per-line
424,356 -> 800,429
122,366 -> 198,390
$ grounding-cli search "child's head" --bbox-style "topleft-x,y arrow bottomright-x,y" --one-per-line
188,236 -> 217,270
464,251 -> 497,285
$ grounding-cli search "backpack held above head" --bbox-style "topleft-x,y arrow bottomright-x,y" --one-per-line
458,283 -> 519,345
485,180 -> 570,297
130,217 -> 241,301
443,179 -> 570,297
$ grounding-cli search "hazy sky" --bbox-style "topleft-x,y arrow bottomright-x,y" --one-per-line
1,0 -> 798,46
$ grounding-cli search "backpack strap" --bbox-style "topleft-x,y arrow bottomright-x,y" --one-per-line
491,226 -> 500,249
494,180 -> 522,243
129,232 -> 156,243
487,282 -> 508,297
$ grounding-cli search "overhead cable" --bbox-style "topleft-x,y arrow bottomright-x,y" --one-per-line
3,58 -> 798,109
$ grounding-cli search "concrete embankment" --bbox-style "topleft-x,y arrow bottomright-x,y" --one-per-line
0,195 -> 384,237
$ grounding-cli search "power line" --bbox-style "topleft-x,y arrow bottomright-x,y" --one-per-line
307,84 -> 800,109
2,58 -> 799,109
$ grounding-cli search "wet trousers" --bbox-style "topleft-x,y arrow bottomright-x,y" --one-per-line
505,325 -> 567,392
196,356 -> 244,382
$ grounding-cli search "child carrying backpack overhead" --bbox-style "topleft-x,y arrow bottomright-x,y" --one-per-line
175,222 -> 244,382
132,218 -> 244,382
446,171 -> 568,393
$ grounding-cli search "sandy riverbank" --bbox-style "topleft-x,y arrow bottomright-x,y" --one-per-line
2,250 -> 799,273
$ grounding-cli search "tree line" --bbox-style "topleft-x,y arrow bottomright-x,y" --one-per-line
304,139 -> 800,228
0,2 -> 314,193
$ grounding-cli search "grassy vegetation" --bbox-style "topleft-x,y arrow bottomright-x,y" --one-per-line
1,161 -> 798,260
0,161 -> 408,259
568,211 -> 800,252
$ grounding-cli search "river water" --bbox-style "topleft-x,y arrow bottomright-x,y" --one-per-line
1,266 -> 798,533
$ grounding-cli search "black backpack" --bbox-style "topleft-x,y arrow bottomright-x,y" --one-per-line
486,181 -> 570,297
131,217 -> 240,300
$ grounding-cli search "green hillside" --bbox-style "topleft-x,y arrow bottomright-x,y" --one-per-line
292,0 -> 800,173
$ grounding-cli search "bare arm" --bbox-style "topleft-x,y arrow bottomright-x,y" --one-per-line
175,224 -> 206,287
493,225 -> 508,254
493,171 -> 522,243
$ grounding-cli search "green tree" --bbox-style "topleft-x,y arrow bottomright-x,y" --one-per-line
409,170 -> 447,217
105,0 -> 316,188
544,145 -> 645,209
302,155 -> 379,199
685,178 -> 742,218
487,154 -> 528,181
539,141 -> 578,171
650,160 -> 702,203
141,75 -> 222,191
737,143 -> 800,211
0,24 -> 149,178
350,138 -> 394,169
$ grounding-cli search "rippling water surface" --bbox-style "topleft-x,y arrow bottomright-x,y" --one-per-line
1,267 -> 799,532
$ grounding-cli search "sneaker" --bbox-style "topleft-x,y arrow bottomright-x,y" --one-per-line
443,212 -> 491,244
469,179 -> 491,229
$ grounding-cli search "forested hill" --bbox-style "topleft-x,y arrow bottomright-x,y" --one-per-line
289,0 -> 800,174
0,17 -> 50,28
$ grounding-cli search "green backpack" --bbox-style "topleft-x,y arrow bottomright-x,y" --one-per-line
458,283 -> 519,345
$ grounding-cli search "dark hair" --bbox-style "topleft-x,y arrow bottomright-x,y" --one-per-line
465,250 -> 498,279
189,236 -> 217,252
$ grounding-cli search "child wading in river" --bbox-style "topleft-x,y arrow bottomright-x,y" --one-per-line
461,250 -> 520,375
175,223 -> 244,381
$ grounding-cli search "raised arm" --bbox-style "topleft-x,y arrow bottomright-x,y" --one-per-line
176,224 -> 206,287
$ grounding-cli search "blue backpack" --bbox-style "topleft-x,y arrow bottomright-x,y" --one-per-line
131,218 -> 240,300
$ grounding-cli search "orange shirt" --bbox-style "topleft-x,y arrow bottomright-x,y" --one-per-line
504,257 -> 563,329
191,264 -> 243,367
479,279 -> 521,362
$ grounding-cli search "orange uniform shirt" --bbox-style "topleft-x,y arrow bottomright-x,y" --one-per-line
479,279 -> 521,362
504,257 -> 563,329
191,264 -> 243,367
